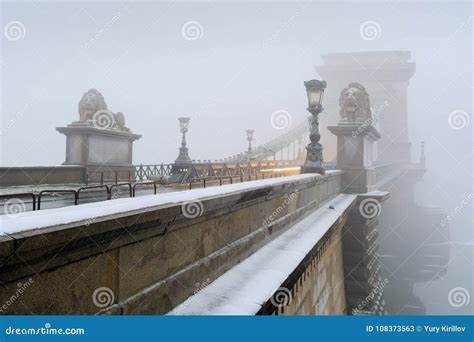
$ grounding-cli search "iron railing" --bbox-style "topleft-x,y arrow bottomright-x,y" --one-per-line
188,173 -> 283,189
1,181 -> 159,213
133,160 -> 300,183
134,164 -> 173,181
0,171 -> 291,214
0,193 -> 37,211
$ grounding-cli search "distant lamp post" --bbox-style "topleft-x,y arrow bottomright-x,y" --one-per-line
246,129 -> 254,155
175,116 -> 192,164
301,79 -> 326,175
420,141 -> 426,167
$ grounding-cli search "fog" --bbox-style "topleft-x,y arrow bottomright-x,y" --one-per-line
1,1 -> 472,315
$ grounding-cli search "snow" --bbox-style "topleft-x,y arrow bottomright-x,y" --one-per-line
0,172 -> 339,236
168,193 -> 356,315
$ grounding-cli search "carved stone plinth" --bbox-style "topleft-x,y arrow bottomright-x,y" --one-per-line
56,89 -> 142,183
175,147 -> 192,165
300,142 -> 325,175
56,125 -> 141,183
328,124 -> 380,193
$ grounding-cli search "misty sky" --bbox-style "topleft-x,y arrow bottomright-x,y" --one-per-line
1,1 -> 472,209
0,0 -> 472,315
1,1 -> 471,165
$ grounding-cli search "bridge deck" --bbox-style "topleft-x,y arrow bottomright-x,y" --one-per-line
0,173 -> 330,237
168,193 -> 356,315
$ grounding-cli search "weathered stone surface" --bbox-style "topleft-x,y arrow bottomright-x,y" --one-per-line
0,235 -> 14,267
118,234 -> 166,300
0,166 -> 86,187
163,224 -> 203,276
215,207 -> 250,245
265,225 -> 346,316
0,172 -> 345,315
0,250 -> 119,315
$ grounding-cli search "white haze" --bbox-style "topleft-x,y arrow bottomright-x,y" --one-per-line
1,1 -> 472,315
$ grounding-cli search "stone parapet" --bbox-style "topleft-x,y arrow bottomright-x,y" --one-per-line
0,166 -> 87,187
0,172 -> 342,314
342,191 -> 389,315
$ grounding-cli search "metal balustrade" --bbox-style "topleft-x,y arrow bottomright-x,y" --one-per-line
0,171 -> 290,214
0,193 -> 37,211
134,164 -> 173,181
133,160 -> 300,184
188,173 -> 283,190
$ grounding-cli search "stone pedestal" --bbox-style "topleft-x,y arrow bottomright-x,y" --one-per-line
300,143 -> 325,175
56,125 -> 141,183
328,124 -> 381,193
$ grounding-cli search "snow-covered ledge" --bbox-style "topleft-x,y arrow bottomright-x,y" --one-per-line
168,194 -> 356,315
0,171 -> 340,237
0,171 -> 344,315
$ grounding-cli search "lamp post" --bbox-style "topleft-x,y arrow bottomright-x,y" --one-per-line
420,141 -> 426,167
175,116 -> 192,164
246,129 -> 254,156
296,134 -> 304,162
301,79 -> 326,175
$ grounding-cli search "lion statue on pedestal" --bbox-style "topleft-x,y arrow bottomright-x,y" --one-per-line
338,82 -> 372,124
77,89 -> 128,131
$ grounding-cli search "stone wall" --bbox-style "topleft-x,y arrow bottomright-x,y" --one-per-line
0,172 -> 342,315
0,166 -> 86,187
259,224 -> 347,315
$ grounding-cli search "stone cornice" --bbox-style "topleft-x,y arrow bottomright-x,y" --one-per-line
56,125 -> 142,141
328,124 -> 382,140
316,63 -> 416,82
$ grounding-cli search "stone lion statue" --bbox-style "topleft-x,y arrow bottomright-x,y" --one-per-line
77,89 -> 128,131
78,89 -> 107,122
338,82 -> 372,123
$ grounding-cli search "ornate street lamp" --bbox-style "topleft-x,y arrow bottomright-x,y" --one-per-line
175,116 -> 192,164
301,79 -> 326,175
246,129 -> 254,154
